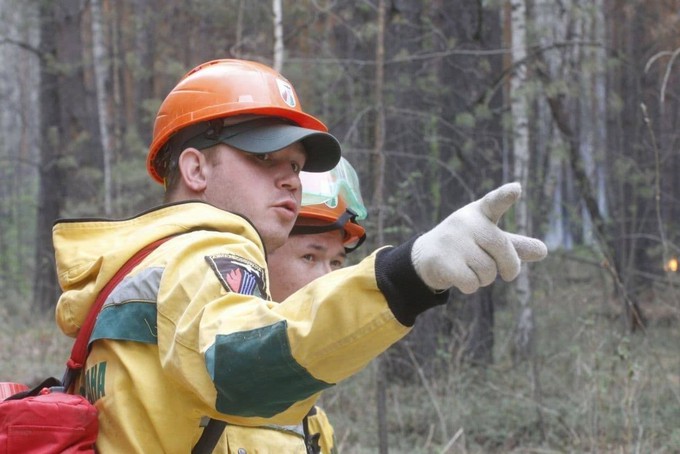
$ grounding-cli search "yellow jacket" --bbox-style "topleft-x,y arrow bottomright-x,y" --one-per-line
53,201 -> 447,453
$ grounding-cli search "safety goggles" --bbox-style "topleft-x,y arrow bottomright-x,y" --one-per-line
300,157 -> 367,220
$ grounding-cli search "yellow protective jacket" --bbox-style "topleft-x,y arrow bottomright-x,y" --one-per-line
53,201 -> 447,453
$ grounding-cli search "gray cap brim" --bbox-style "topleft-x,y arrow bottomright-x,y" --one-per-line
221,119 -> 341,172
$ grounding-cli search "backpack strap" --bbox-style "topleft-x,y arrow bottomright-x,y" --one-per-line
192,419 -> 227,454
61,236 -> 173,392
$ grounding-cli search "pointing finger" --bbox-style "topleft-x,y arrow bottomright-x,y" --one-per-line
508,232 -> 548,262
479,182 -> 522,224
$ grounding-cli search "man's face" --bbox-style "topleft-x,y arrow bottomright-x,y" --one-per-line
268,227 -> 346,301
202,142 -> 307,252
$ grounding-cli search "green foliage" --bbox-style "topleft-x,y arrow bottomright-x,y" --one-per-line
63,165 -> 104,217
462,138 -> 478,154
473,103 -> 492,122
608,91 -> 624,115
113,152 -> 162,216
140,98 -> 164,132
383,170 -> 425,239
542,77 -> 571,99
0,185 -> 38,299
454,112 -> 476,129
154,59 -> 189,83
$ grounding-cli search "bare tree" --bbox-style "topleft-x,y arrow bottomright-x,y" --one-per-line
34,0 -> 66,309
0,0 -> 40,298
509,0 -> 535,362
272,0 -> 283,72
91,0 -> 113,215
534,0 -> 647,332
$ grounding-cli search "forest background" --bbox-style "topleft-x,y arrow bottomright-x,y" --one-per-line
1,0 -> 679,452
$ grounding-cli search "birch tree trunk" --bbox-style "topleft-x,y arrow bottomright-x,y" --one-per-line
91,0 -> 113,215
509,0 -> 535,361
535,0 -> 574,251
576,0 -> 609,245
592,0 -> 609,221
509,3 -> 547,437
272,0 -> 283,72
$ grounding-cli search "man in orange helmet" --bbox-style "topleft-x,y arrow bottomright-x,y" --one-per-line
269,157 -> 366,302
53,59 -> 547,453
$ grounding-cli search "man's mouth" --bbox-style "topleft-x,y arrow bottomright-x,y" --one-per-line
274,200 -> 298,218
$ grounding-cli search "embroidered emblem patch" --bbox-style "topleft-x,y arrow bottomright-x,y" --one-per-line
276,78 -> 296,108
206,254 -> 267,298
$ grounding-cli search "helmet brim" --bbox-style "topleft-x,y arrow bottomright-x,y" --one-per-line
220,121 -> 341,173
295,207 -> 367,251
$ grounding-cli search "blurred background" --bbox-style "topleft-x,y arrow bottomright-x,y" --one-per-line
0,1 -> 679,452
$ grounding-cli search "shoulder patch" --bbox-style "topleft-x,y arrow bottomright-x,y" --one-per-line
205,254 -> 268,298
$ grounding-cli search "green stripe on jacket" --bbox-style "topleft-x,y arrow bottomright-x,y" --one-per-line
206,320 -> 333,417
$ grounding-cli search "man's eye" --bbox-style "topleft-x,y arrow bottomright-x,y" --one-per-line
256,154 -> 272,161
302,254 -> 314,263
291,161 -> 301,174
331,260 -> 344,270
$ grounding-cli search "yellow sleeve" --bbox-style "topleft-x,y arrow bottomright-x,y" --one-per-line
156,229 -> 440,427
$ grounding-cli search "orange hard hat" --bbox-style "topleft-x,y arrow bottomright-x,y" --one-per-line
147,59 -> 337,184
293,197 -> 366,252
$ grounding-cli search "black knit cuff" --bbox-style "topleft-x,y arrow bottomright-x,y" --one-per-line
375,235 -> 450,327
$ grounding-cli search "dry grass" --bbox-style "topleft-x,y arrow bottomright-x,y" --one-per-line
1,253 -> 678,453
322,254 -> 680,453
0,300 -> 71,386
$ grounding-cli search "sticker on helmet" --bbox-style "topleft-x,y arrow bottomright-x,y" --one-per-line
276,78 -> 296,108
206,254 -> 268,298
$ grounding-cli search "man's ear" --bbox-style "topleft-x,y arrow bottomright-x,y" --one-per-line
178,148 -> 209,192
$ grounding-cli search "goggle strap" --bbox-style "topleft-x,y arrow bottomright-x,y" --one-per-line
290,210 -> 356,236
344,232 -> 366,253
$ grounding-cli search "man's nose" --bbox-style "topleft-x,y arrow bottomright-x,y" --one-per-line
278,166 -> 301,191
320,262 -> 333,275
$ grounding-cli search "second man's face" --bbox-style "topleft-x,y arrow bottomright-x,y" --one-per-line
268,228 -> 346,301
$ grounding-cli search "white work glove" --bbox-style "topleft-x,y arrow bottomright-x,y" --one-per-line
411,182 -> 547,294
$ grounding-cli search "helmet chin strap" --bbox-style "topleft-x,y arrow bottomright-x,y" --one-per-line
290,209 -> 366,253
